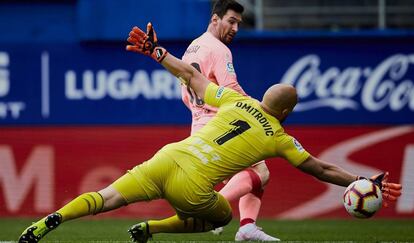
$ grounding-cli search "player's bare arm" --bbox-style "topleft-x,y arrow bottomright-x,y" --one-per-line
297,155 -> 402,207
126,22 -> 210,100
297,155 -> 357,187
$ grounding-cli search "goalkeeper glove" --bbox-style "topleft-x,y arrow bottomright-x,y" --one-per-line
126,22 -> 168,63
357,172 -> 402,208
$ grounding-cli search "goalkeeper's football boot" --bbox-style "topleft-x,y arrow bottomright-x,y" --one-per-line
235,223 -> 280,241
18,212 -> 62,243
128,221 -> 152,243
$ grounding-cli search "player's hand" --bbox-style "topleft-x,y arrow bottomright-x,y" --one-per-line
126,22 -> 168,63
364,172 -> 402,208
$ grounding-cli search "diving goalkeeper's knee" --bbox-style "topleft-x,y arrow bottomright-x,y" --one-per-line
57,192 -> 104,221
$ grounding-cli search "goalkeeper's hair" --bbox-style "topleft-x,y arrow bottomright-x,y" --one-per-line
211,0 -> 244,18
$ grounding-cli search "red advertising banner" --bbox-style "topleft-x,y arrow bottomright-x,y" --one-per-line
0,126 -> 413,219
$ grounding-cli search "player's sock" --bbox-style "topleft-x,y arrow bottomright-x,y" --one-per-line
18,192 -> 104,242
56,192 -> 104,221
240,217 -> 255,226
147,215 -> 215,233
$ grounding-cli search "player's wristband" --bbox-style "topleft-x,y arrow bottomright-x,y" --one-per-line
151,46 -> 168,63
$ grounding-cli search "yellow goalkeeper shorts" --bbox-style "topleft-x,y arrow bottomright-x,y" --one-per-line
111,150 -> 232,221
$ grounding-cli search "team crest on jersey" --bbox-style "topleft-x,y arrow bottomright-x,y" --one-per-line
216,86 -> 225,98
293,138 -> 304,152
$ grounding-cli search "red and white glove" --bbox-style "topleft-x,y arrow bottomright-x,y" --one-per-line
126,22 -> 168,63
358,172 -> 402,208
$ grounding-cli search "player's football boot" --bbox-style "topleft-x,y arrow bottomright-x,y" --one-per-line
211,226 -> 224,235
235,223 -> 280,241
18,212 -> 62,243
128,221 -> 152,243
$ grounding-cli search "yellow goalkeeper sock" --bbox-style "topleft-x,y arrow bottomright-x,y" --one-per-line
57,192 -> 104,222
148,215 -> 214,233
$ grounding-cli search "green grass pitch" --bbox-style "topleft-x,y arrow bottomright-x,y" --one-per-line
2,218 -> 414,242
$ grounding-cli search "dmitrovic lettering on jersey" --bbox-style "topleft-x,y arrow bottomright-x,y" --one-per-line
161,83 -> 310,185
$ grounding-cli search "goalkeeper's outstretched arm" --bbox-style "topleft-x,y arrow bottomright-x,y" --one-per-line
297,155 -> 357,187
297,155 -> 402,208
126,22 -> 210,100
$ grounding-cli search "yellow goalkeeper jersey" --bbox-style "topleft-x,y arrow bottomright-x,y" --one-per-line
161,83 -> 310,185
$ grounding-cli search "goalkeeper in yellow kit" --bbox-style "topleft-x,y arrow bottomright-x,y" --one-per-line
18,23 -> 402,243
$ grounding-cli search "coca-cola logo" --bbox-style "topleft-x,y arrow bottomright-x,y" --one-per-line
281,54 -> 414,112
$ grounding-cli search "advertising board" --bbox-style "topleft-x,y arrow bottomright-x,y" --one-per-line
0,38 -> 412,125
0,126 -> 412,218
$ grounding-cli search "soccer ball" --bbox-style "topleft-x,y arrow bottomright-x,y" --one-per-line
343,179 -> 382,218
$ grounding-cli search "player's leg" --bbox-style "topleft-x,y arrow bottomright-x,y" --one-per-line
18,173 -> 143,243
218,162 -> 268,216
219,169 -> 257,201
18,185 -> 126,243
218,162 -> 279,241
238,162 -> 269,222
18,153 -> 167,243
211,167 -> 259,235
129,191 -> 233,243
234,162 -> 280,241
